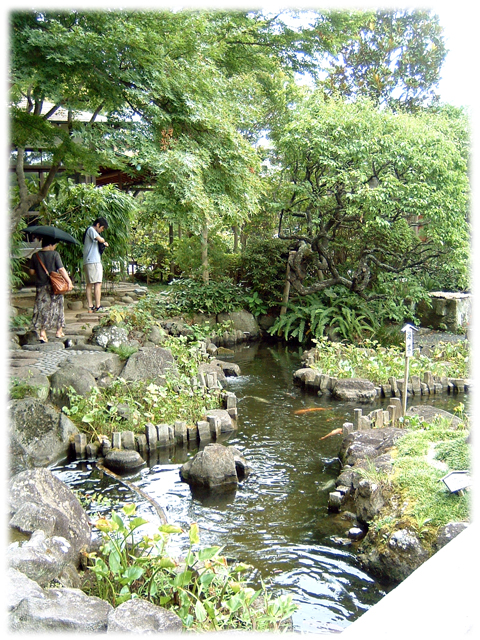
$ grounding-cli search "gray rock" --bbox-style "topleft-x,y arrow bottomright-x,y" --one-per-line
198,362 -> 227,384
358,527 -> 429,582
147,325 -> 165,345
9,587 -> 113,632
7,568 -> 45,612
22,341 -> 65,351
338,427 -> 405,467
217,310 -> 260,338
331,378 -> 377,403
229,446 -> 252,480
107,598 -> 183,633
63,351 -> 124,379
9,367 -> 50,401
205,408 -> 236,433
355,479 -> 385,523
49,364 -> 97,408
180,443 -> 239,490
90,324 -> 130,348
9,469 -> 91,565
120,346 -> 177,383
8,530 -> 72,587
9,398 -> 79,474
103,449 -> 146,474
435,522 -> 469,550
211,358 -> 241,377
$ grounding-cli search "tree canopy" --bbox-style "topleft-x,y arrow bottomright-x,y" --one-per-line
320,9 -> 447,111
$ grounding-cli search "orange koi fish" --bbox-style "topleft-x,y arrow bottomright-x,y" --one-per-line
294,407 -> 328,415
319,428 -> 342,441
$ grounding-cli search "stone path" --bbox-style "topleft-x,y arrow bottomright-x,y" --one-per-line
10,282 -> 148,376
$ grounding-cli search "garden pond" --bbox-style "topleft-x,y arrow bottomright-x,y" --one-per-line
51,341 -> 465,634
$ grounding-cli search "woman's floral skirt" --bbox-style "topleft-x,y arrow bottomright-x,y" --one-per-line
31,284 -> 65,332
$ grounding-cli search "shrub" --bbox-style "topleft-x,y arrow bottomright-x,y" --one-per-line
165,278 -> 247,316
239,237 -> 289,310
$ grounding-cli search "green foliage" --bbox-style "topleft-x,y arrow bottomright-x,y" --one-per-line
10,309 -> 33,331
10,378 -> 40,400
392,429 -> 470,528
239,237 -> 289,310
172,234 -> 232,281
107,344 -> 139,361
9,218 -> 31,290
435,438 -> 470,471
309,337 -> 469,384
63,374 -> 221,440
43,182 -> 135,282
86,505 -> 297,630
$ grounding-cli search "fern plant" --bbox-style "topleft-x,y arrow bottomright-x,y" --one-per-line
268,291 -> 378,344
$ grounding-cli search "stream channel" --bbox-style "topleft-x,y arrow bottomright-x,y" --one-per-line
51,341 -> 463,634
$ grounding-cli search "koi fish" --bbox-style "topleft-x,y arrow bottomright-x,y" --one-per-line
294,407 -> 328,415
241,395 -> 270,404
319,428 -> 342,441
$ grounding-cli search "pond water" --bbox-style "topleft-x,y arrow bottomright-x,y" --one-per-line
51,341 -> 464,634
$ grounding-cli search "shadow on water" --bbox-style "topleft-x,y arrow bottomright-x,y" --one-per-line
51,341 -> 465,634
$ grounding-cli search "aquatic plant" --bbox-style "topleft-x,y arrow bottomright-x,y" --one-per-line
84,504 -> 297,631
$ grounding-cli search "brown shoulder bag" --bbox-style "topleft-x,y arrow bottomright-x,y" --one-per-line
36,253 -> 70,295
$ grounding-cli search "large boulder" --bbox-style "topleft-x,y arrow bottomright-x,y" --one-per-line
9,587 -> 113,633
62,350 -> 124,379
357,527 -> 430,583
8,530 -> 73,587
9,469 -> 91,565
406,405 -> 463,430
103,449 -> 146,475
217,310 -> 260,339
49,364 -> 97,408
9,398 -> 78,474
338,427 -> 406,468
211,358 -> 241,377
120,346 -> 177,383
9,366 -> 50,401
180,443 -> 244,490
107,598 -> 183,633
331,378 -> 377,403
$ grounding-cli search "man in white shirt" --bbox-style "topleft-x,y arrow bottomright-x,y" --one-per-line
83,217 -> 109,312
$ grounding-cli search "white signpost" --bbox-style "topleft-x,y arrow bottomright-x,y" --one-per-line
401,324 -> 418,417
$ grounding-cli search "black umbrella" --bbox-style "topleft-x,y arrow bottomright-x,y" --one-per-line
22,225 -> 80,245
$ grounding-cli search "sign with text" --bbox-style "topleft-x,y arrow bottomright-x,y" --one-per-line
401,324 -> 418,358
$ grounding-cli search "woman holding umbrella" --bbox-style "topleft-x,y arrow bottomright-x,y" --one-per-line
26,228 -> 75,342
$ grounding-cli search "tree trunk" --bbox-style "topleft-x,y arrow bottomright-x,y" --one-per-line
201,224 -> 209,283
280,255 -> 293,316
233,225 -> 239,253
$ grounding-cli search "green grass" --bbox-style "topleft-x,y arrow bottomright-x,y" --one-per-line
370,416 -> 470,542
